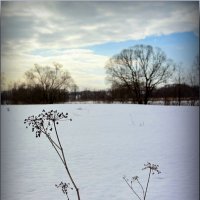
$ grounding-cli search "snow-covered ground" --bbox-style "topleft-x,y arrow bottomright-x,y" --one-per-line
1,104 -> 199,200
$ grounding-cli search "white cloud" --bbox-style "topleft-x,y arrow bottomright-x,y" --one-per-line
1,1 -> 199,90
1,49 -> 109,90
2,2 -> 198,48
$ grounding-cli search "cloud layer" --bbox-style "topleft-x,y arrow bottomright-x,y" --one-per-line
1,1 -> 199,89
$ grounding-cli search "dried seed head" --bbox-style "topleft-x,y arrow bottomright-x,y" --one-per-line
132,176 -> 139,181
142,162 -> 161,174
24,110 -> 72,138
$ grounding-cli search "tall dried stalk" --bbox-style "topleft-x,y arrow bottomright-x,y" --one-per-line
24,110 -> 80,200
123,162 -> 161,200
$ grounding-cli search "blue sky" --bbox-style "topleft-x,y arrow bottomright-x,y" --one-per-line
30,31 -> 199,67
1,1 -> 199,90
88,31 -> 199,68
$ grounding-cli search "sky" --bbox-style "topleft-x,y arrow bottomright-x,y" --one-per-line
1,1 -> 199,90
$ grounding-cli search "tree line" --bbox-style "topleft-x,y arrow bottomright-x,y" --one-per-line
1,45 -> 199,105
1,83 -> 199,105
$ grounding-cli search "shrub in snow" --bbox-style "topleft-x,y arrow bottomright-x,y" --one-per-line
24,110 -> 80,200
123,162 -> 161,200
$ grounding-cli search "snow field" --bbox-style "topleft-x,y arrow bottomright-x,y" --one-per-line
1,104 -> 199,200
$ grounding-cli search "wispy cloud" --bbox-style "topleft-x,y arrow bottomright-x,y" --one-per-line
1,1 -> 199,89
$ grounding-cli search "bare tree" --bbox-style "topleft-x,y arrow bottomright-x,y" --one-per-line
187,55 -> 199,105
1,72 -> 6,92
25,63 -> 75,103
173,63 -> 185,105
70,83 -> 79,101
105,45 -> 175,104
188,55 -> 199,87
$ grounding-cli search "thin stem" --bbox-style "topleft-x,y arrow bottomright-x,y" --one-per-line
36,123 -> 65,168
53,119 -> 80,200
123,178 -> 142,200
137,179 -> 145,198
46,134 -> 61,150
144,169 -> 151,200
38,122 -> 61,150
46,135 -> 65,165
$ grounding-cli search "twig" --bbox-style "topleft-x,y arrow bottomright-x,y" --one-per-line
144,168 -> 151,200
123,177 -> 142,200
53,118 -> 80,200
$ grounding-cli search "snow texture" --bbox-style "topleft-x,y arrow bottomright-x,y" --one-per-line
1,104 -> 199,200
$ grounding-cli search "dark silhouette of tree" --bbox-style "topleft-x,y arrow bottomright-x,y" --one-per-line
70,84 -> 79,101
187,55 -> 199,105
5,81 -> 69,104
1,72 -> 6,92
25,63 -> 75,103
173,63 -> 185,105
110,83 -> 131,103
105,45 -> 175,104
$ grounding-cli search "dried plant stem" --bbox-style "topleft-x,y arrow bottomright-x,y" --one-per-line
144,168 -> 151,200
38,123 -> 65,164
47,135 -> 61,149
123,177 -> 142,200
137,179 -> 145,198
24,110 -> 80,200
53,119 -> 80,200
47,135 -> 65,165
123,162 -> 161,200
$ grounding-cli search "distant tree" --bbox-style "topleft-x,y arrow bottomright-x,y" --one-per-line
1,73 -> 7,104
110,83 -> 131,103
25,63 -> 75,103
173,63 -> 185,105
188,55 -> 199,87
105,45 -> 175,104
1,72 -> 7,92
187,55 -> 199,105
6,81 -> 69,104
70,84 -> 79,101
